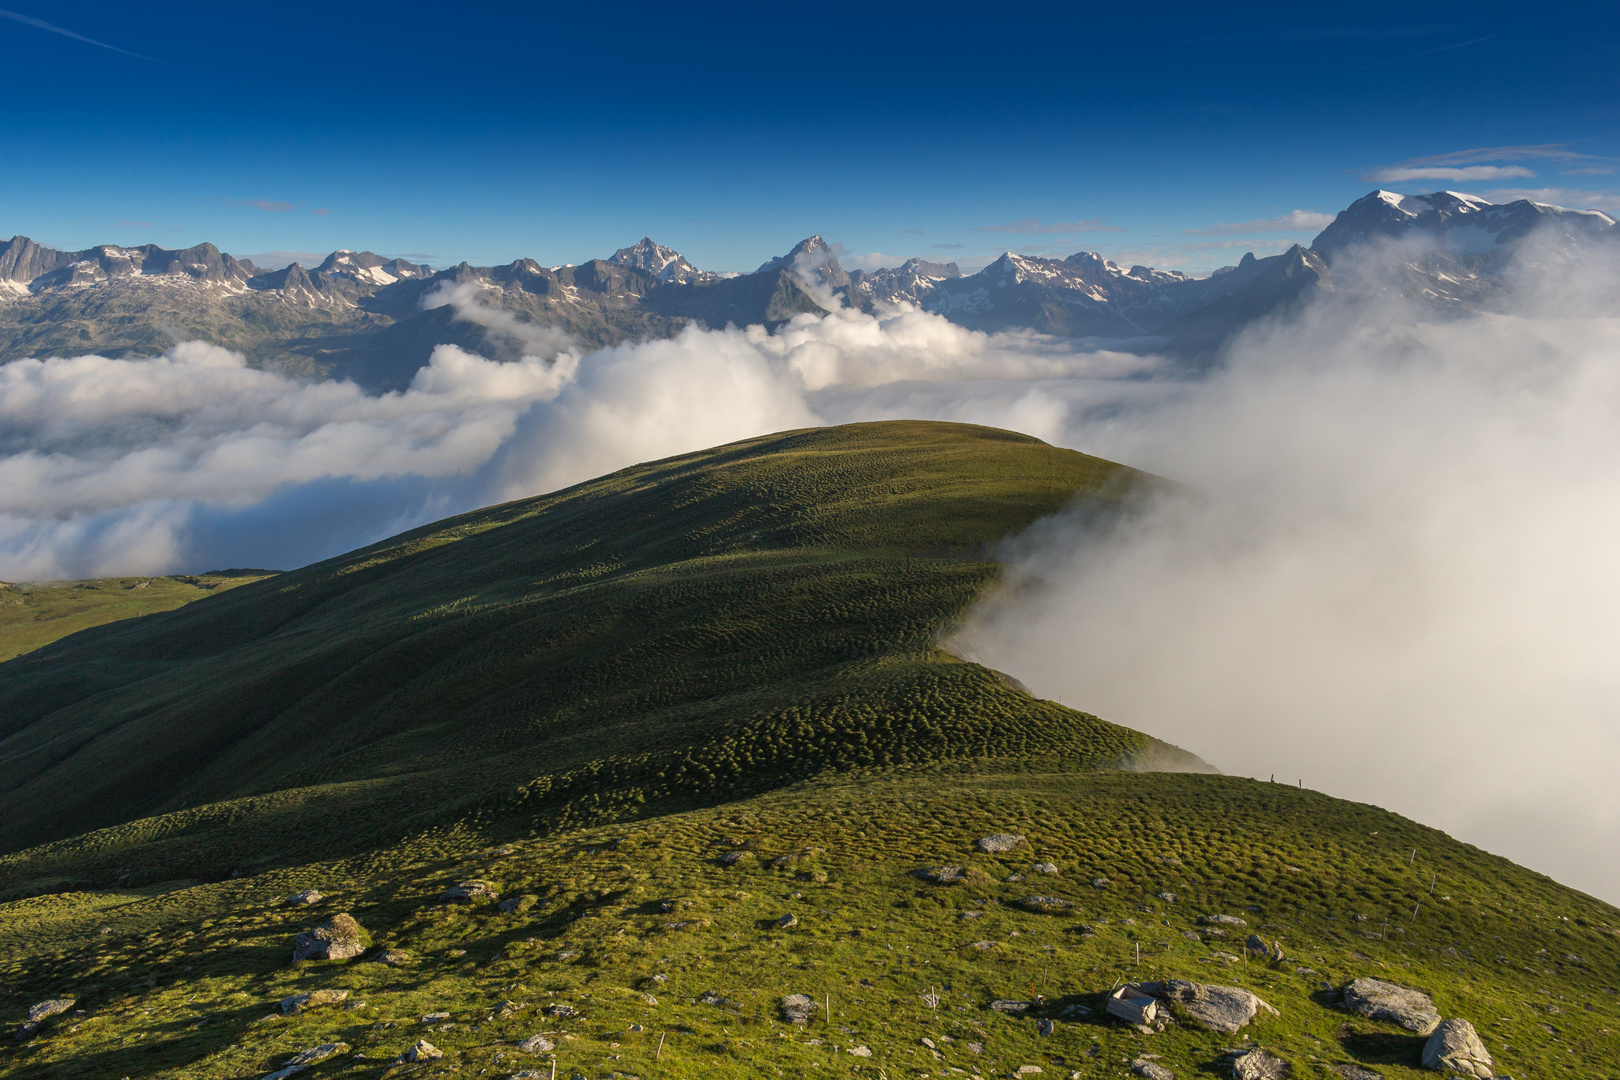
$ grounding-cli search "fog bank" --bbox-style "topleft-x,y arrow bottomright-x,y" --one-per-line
952,272 -> 1620,904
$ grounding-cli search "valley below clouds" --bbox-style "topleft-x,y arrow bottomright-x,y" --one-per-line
4,254 -> 1620,903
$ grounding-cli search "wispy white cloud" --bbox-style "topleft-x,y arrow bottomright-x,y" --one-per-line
1184,210 -> 1334,236
1365,165 -> 1534,183
0,7 -> 155,61
1479,187 -> 1620,214
229,199 -> 295,213
976,218 -> 1126,235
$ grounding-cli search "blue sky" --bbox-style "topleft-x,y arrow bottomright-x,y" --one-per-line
2,0 -> 1617,275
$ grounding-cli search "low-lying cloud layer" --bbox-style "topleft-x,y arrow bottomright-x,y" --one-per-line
0,295 -> 1152,580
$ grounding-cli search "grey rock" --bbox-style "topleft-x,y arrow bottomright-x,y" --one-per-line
1231,1048 -> 1291,1079
518,1034 -> 555,1053
1422,1018 -> 1494,1076
1032,862 -> 1059,874
1037,1018 -> 1056,1036
975,834 -> 1027,853
1245,934 -> 1284,961
279,989 -> 348,1014
283,889 -> 323,906
1202,914 -> 1248,926
718,851 -> 749,866
1343,977 -> 1441,1035
498,894 -> 539,914
24,1000 -> 74,1024
1017,895 -> 1074,914
440,880 -> 498,904
847,1045 -> 872,1057
400,1039 -> 442,1062
774,913 -> 798,929
1335,1067 -> 1381,1080
543,1003 -> 580,1019
989,999 -> 1031,1015
915,865 -> 965,884
1139,980 -> 1278,1033
1133,1058 -> 1176,1080
782,994 -> 818,1025
374,948 -> 411,965
292,913 -> 367,962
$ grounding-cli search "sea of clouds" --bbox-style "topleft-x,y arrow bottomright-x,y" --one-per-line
3,240 -> 1619,902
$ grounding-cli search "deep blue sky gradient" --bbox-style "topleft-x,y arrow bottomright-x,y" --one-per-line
3,0 -> 1617,274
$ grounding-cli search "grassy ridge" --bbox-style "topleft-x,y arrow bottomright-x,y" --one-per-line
0,421 -> 1179,886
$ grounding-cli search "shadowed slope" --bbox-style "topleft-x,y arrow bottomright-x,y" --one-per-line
0,421 -> 1197,885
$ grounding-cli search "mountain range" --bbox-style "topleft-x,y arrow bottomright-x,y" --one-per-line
1,189 -> 1613,389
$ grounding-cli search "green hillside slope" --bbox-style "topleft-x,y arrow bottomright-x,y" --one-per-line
0,421 -> 1190,886
0,420 -> 1616,1080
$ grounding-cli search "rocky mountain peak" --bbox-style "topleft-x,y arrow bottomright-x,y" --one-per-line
607,237 -> 709,284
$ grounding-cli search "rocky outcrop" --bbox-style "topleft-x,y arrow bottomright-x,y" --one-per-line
1343,977 -> 1441,1035
292,913 -> 368,962
975,834 -> 1026,853
1422,1018 -> 1494,1076
1138,980 -> 1277,1033
439,881 -> 498,904
1231,1048 -> 1291,1079
781,994 -> 818,1025
279,989 -> 348,1014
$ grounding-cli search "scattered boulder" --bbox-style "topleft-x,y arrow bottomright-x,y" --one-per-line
1231,1048 -> 1291,1079
400,1039 -> 442,1063
847,1045 -> 872,1057
782,994 -> 818,1025
1091,877 -> 1112,888
1343,978 -> 1441,1035
1421,1018 -> 1494,1077
1017,896 -> 1074,914
1202,914 -> 1248,926
263,1042 -> 350,1080
989,999 -> 1031,1016
1036,1018 -> 1056,1036
283,889 -> 323,907
718,851 -> 750,866
14,999 -> 74,1038
1032,862 -> 1059,875
292,913 -> 368,962
1138,980 -> 1277,1033
774,913 -> 798,929
915,865 -> 965,884
499,894 -> 539,915
543,1003 -> 579,1019
976,834 -> 1027,854
1335,1067 -> 1381,1080
374,948 -> 411,966
518,1034 -> 555,1053
1158,892 -> 1177,903
1245,934 -> 1285,962
25,999 -> 75,1024
440,881 -> 498,904
279,989 -> 349,1014
1133,1059 -> 1176,1080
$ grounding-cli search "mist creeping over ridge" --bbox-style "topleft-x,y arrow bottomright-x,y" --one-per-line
952,234 -> 1620,904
